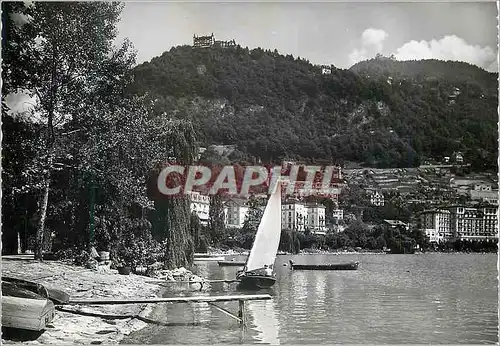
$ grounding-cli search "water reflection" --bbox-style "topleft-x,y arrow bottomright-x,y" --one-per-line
123,254 -> 498,344
191,301 -> 212,323
247,300 -> 280,344
314,272 -> 326,306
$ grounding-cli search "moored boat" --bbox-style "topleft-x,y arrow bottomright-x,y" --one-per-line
194,256 -> 226,261
218,260 -> 246,267
288,260 -> 359,270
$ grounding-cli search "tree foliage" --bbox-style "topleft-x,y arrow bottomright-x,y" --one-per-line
130,47 -> 497,170
2,3 -> 199,269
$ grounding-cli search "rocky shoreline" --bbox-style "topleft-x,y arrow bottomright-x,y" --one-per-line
1,257 -> 205,345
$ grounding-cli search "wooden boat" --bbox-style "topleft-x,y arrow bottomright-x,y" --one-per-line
194,256 -> 225,262
237,181 -> 283,290
2,276 -> 70,304
1,279 -> 56,331
288,260 -> 359,270
218,260 -> 246,267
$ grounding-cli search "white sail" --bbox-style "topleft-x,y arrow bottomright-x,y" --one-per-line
245,181 -> 282,272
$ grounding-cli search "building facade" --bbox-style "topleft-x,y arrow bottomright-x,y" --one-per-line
282,202 -> 307,231
448,205 -> 498,241
306,204 -> 327,234
187,191 -> 210,226
418,209 -> 452,243
193,33 -> 215,48
418,205 -> 498,243
224,199 -> 250,229
369,190 -> 385,206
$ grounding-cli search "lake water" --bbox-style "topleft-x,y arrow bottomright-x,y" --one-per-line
123,253 -> 498,344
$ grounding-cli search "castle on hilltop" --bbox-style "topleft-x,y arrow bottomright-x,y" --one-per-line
193,33 -> 236,49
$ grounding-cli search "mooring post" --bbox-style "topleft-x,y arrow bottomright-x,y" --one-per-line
238,299 -> 246,326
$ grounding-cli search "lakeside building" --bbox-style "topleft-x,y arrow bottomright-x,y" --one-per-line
187,191 -> 210,226
306,203 -> 327,234
417,205 -> 498,243
417,209 -> 452,243
224,198 -> 250,229
282,201 -> 307,232
281,201 -> 327,234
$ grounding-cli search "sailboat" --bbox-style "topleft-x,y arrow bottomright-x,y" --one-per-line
236,180 -> 282,289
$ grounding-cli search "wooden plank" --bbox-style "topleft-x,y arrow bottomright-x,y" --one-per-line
208,302 -> 242,323
67,294 -> 272,305
145,279 -> 240,285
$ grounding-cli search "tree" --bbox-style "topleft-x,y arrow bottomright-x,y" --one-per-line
2,2 -> 135,260
208,195 -> 226,246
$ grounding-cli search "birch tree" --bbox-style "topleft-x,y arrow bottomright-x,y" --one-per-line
2,2 -> 135,259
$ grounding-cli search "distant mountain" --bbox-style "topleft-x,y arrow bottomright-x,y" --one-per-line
129,46 -> 498,169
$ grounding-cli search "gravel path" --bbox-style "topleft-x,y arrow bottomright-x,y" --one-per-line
1,257 -> 177,344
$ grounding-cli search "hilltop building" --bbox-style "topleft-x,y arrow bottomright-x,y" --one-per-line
193,33 -> 215,48
193,33 -> 236,49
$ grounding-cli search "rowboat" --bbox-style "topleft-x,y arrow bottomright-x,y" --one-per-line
1,279 -> 56,331
288,260 -> 359,270
218,260 -> 246,267
2,276 -> 70,304
194,256 -> 226,262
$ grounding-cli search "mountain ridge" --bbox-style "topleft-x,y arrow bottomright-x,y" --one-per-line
130,45 -> 498,170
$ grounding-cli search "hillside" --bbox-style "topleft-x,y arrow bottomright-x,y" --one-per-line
129,46 -> 498,169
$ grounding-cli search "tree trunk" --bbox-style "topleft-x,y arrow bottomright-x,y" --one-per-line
34,175 -> 50,261
162,196 -> 194,269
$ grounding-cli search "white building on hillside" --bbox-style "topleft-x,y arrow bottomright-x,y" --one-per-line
368,190 -> 385,206
332,208 -> 344,221
187,191 -> 210,226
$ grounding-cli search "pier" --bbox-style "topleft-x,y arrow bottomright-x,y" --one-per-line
66,294 -> 272,326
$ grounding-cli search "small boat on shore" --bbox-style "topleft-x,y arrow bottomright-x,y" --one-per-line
218,260 -> 246,267
288,260 -> 359,271
2,276 -> 70,304
1,278 -> 56,331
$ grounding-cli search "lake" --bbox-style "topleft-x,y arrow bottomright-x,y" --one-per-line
123,253 -> 498,344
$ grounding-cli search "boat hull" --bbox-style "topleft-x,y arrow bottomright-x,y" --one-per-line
1,285 -> 55,331
289,261 -> 359,270
237,275 -> 276,290
218,261 -> 246,267
2,276 -> 69,304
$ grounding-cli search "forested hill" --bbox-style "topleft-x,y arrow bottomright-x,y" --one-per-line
129,46 -> 498,169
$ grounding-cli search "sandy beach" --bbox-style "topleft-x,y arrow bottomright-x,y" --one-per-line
1,256 -> 202,345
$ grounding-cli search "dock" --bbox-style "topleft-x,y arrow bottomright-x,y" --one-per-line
66,294 -> 272,326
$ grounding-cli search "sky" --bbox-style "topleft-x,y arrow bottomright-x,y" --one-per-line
116,1 -> 499,72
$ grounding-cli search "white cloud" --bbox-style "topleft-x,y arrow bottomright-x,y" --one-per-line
348,28 -> 388,65
349,29 -> 498,72
362,28 -> 388,52
394,35 -> 497,72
